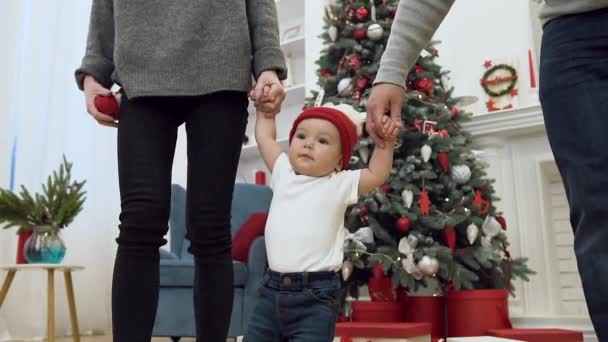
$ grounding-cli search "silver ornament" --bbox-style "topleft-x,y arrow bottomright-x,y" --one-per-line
451,164 -> 471,184
328,26 -> 338,42
367,23 -> 384,41
342,261 -> 354,281
337,78 -> 354,96
417,256 -> 439,276
466,224 -> 479,244
401,189 -> 414,208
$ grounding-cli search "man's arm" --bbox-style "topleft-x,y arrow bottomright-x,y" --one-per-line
374,0 -> 455,87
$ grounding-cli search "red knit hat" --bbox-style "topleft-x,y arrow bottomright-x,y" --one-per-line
289,107 -> 358,170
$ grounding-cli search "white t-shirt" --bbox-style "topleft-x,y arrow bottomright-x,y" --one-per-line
265,153 -> 361,273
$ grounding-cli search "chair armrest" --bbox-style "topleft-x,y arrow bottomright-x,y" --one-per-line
245,237 -> 267,292
160,248 -> 178,260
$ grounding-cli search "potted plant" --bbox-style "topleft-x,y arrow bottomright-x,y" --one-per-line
0,156 -> 86,264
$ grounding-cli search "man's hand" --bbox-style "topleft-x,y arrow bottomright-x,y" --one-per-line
366,83 -> 405,147
83,75 -> 118,128
250,71 -> 286,118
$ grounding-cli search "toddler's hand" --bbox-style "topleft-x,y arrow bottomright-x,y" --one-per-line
381,116 -> 400,143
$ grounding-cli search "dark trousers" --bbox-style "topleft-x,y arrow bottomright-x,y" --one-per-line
111,91 -> 248,342
244,270 -> 341,342
540,8 -> 608,340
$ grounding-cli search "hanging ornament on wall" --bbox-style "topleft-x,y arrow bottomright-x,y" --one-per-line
338,78 -> 354,96
467,224 -> 479,244
421,144 -> 432,163
418,256 -> 439,276
342,261 -> 354,281
367,23 -> 384,41
328,26 -> 338,42
451,164 -> 471,184
401,189 -> 414,208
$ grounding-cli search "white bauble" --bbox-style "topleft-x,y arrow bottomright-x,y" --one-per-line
421,144 -> 432,163
337,78 -> 354,96
328,26 -> 338,42
401,189 -> 414,208
466,224 -> 479,244
418,256 -> 439,276
367,23 -> 384,41
451,164 -> 472,184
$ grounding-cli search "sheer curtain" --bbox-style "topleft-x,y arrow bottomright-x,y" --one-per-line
1,0 -> 118,338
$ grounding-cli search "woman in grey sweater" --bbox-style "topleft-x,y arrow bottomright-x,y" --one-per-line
367,1 -> 608,340
75,1 -> 287,341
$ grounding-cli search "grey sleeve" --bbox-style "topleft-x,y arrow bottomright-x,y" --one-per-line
246,0 -> 288,80
74,0 -> 115,90
374,0 -> 455,87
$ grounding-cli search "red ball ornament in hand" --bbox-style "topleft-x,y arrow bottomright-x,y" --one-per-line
94,95 -> 120,120
415,78 -> 433,95
396,217 -> 411,233
356,7 -> 369,20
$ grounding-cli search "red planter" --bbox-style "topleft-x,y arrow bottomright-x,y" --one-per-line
16,230 -> 33,264
447,289 -> 511,337
351,301 -> 403,322
402,295 -> 446,338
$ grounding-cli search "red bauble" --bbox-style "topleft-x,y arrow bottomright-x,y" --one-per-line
354,27 -> 367,40
320,69 -> 331,77
439,129 -> 449,138
356,77 -> 369,90
496,215 -> 507,230
380,184 -> 391,194
415,78 -> 433,95
94,95 -> 119,119
438,152 -> 450,172
360,207 -> 368,216
415,65 -> 423,73
442,226 -> 457,253
396,217 -> 411,233
356,7 -> 369,20
451,106 -> 460,119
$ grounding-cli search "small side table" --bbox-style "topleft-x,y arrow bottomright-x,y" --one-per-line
0,264 -> 84,342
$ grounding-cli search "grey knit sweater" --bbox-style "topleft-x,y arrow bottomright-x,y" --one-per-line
75,0 -> 287,98
375,0 -> 608,87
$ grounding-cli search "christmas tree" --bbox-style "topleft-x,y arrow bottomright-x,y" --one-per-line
306,0 -> 534,298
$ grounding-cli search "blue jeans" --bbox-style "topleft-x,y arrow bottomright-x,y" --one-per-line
540,8 -> 608,340
243,270 -> 341,342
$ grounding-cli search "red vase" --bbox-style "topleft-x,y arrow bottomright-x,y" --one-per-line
402,295 -> 446,339
446,289 -> 511,337
16,230 -> 33,264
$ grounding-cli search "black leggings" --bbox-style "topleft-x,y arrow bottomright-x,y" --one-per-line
111,91 -> 248,342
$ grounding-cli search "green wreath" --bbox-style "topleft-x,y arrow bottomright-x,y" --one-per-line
480,64 -> 518,97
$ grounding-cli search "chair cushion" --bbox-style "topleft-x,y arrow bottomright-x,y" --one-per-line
159,259 -> 249,287
232,213 -> 268,262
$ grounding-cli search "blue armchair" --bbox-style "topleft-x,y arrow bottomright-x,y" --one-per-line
152,183 -> 272,340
